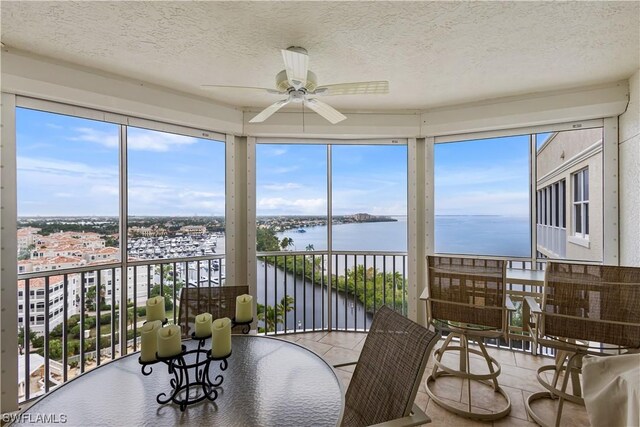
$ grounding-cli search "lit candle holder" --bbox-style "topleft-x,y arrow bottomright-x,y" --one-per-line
146,296 -> 166,322
235,294 -> 253,323
157,325 -> 182,358
140,320 -> 162,362
211,317 -> 232,358
194,313 -> 212,338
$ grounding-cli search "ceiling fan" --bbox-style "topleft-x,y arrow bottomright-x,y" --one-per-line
202,47 -> 389,124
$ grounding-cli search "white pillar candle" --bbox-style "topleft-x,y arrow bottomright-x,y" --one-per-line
140,320 -> 162,362
146,296 -> 166,322
194,313 -> 213,338
157,325 -> 182,358
211,317 -> 232,358
235,294 -> 253,322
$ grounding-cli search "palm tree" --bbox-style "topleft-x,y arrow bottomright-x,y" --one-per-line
280,237 -> 294,251
257,295 -> 295,332
305,244 -> 315,251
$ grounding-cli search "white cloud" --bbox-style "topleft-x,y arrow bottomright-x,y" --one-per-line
70,127 -> 198,152
261,182 -> 303,191
258,197 -> 325,214
17,156 -> 117,179
265,166 -> 300,174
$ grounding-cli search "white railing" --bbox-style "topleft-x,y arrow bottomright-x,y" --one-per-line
537,224 -> 566,258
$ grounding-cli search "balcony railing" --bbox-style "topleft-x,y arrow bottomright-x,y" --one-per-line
16,255 -> 224,402
15,252 -> 553,403
256,251 -> 408,334
537,224 -> 567,258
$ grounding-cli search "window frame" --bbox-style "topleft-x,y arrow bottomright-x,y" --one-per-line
572,167 -> 590,239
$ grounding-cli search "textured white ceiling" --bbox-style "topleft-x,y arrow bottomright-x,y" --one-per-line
1,1 -> 639,112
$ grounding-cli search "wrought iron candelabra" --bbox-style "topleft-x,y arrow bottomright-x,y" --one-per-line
138,317 -> 252,411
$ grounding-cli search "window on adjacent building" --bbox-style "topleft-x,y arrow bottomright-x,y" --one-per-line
573,168 -> 589,238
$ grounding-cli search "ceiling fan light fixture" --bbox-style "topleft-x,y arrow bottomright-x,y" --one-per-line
205,47 -> 388,124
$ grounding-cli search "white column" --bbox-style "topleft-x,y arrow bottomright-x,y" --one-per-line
408,138 -> 430,325
1,92 -> 19,412
603,117 -> 620,265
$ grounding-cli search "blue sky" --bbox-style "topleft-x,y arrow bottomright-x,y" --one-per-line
17,107 -> 531,218
435,135 -> 530,216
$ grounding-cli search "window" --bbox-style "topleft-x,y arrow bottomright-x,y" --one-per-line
256,144 -> 328,251
16,108 -> 120,270
332,145 -> 407,251
573,168 -> 589,238
434,135 -> 531,257
127,126 -> 225,261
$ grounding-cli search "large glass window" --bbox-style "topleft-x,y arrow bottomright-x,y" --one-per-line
256,144 -> 328,251
126,126 -> 226,261
434,135 -> 531,257
331,145 -> 407,252
16,108 -> 121,269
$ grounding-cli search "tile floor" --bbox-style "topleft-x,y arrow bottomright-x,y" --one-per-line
281,331 -> 591,427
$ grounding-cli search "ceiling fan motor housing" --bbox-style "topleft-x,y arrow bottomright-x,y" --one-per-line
276,69 -> 317,92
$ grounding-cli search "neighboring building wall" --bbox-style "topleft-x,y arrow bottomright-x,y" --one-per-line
537,128 -> 603,261
619,69 -> 640,267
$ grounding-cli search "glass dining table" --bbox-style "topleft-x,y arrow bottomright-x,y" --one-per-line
19,335 -> 345,426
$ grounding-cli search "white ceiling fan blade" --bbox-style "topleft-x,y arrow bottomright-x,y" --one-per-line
201,85 -> 283,94
281,49 -> 308,89
314,81 -> 389,96
249,99 -> 291,123
304,99 -> 347,124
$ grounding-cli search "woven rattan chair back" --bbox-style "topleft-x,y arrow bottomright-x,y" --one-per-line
543,262 -> 640,348
342,305 -> 438,427
178,285 -> 248,338
427,256 -> 506,330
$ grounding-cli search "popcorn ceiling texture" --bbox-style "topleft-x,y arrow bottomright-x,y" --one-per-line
1,1 -> 638,111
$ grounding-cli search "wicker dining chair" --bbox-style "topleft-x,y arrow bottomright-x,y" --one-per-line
340,305 -> 439,427
524,262 -> 640,427
421,255 -> 514,421
178,285 -> 249,338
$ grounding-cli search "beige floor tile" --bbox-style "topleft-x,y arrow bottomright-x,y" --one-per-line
296,338 -> 333,356
493,416 -> 539,426
293,331 -> 328,342
459,379 -> 510,415
336,363 -> 356,373
272,334 -> 299,343
319,331 -> 367,349
526,395 -> 589,427
334,368 -> 353,389
425,398 -> 490,426
514,351 -> 553,371
500,385 -> 529,422
414,391 -> 430,412
499,364 -> 547,393
322,346 -> 362,366
424,375 -> 464,402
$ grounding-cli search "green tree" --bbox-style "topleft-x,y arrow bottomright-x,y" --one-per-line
280,237 -> 294,251
305,244 -> 315,251
18,327 -> 38,347
257,295 -> 295,333
257,228 -> 280,252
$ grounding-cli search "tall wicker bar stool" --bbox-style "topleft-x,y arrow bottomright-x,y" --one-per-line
524,262 -> 640,427
421,255 -> 514,421
178,285 -> 249,338
340,306 -> 439,427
